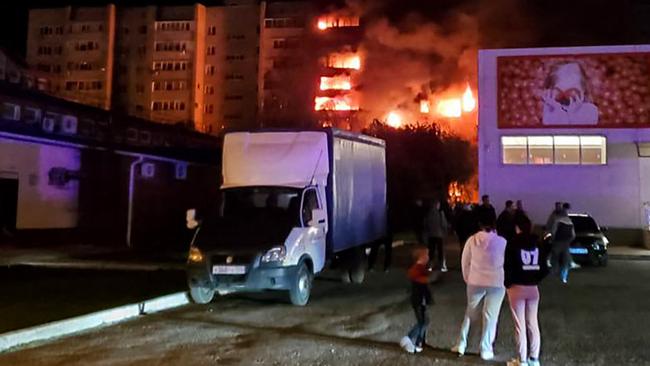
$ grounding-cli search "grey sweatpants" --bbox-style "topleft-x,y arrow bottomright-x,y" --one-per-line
455,285 -> 506,354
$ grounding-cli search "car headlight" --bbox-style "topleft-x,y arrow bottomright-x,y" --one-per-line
261,246 -> 286,263
602,236 -> 609,248
188,247 -> 204,263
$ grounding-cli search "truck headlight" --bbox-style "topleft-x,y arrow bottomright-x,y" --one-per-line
188,247 -> 204,263
261,246 -> 286,263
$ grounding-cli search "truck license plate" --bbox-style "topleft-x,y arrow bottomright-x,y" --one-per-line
569,247 -> 589,254
212,265 -> 246,275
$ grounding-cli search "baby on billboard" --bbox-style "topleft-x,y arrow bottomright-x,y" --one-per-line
541,61 -> 599,125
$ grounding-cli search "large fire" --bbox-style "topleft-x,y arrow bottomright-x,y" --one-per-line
315,96 -> 358,111
316,16 -> 360,30
462,84 -> 476,112
386,112 -> 403,128
320,75 -> 352,91
432,84 -> 476,118
325,53 -> 361,70
420,100 -> 430,114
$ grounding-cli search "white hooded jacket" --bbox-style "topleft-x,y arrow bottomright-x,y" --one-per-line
461,230 -> 507,288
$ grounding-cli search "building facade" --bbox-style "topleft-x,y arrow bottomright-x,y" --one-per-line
478,44 -> 650,247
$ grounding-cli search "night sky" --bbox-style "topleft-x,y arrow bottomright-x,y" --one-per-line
2,0 -> 649,57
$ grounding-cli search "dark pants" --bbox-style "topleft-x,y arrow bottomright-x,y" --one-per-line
408,304 -> 429,347
368,235 -> 392,271
427,236 -> 444,268
551,241 -> 572,281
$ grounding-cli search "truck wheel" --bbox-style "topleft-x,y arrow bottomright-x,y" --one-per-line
342,248 -> 366,284
189,285 -> 216,304
289,263 -> 312,306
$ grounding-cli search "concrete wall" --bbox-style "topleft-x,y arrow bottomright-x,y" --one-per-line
479,45 -> 650,245
0,138 -> 80,229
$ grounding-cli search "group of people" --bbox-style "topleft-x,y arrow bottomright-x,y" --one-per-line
401,195 -> 578,366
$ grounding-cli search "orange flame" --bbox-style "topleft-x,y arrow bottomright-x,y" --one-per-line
436,99 -> 462,118
462,84 -> 476,112
315,96 -> 358,111
316,16 -> 360,30
386,111 -> 402,128
325,53 -> 361,70
420,100 -> 430,114
320,75 -> 352,91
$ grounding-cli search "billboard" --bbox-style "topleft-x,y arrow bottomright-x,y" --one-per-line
497,53 -> 650,128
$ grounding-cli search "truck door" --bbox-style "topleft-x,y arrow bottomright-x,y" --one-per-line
301,187 -> 326,272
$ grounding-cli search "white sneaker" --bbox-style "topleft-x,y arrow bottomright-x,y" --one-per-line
480,350 -> 495,360
441,263 -> 448,272
451,344 -> 465,356
414,345 -> 423,353
571,261 -> 581,269
507,359 -> 528,366
400,336 -> 415,353
528,358 -> 541,366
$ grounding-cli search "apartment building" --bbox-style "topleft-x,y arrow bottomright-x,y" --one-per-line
113,5 -> 205,130
26,5 -> 115,110
258,1 -> 313,127
26,1 -> 358,133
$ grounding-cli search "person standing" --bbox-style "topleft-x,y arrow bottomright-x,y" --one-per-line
550,204 -> 575,283
424,199 -> 449,272
515,200 -> 529,220
452,214 -> 507,361
455,203 -> 478,251
400,245 -> 434,353
504,215 -> 549,366
545,202 -> 563,234
476,195 -> 497,228
497,200 -> 517,243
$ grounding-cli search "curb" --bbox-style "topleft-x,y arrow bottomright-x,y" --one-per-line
0,291 -> 190,353
609,254 -> 650,261
2,261 -> 186,271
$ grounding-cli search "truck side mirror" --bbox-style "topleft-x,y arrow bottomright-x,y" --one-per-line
308,208 -> 326,227
186,208 -> 200,229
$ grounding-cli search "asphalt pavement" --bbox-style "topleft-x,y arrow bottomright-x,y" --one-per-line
1,243 -> 649,366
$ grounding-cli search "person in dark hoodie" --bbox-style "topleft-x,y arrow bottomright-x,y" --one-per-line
504,215 -> 549,366
497,200 -> 517,243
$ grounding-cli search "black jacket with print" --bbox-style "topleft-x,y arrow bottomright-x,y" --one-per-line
504,233 -> 549,288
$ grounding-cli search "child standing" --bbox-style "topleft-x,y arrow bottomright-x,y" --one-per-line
400,245 -> 433,353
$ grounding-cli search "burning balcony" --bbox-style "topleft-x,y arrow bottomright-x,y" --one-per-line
314,96 -> 359,111
317,16 -> 360,30
323,52 -> 361,70
320,75 -> 352,91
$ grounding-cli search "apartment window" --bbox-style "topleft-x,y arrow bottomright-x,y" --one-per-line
207,46 -> 216,56
2,103 -> 21,121
227,34 -> 245,41
37,63 -> 52,72
64,80 -> 103,91
153,61 -> 189,72
208,26 -> 217,35
154,41 -> 187,52
501,136 -> 607,165
264,17 -> 304,29
152,100 -> 186,111
39,26 -> 54,36
53,65 -> 62,74
225,55 -> 244,61
136,84 -> 145,94
37,46 -> 53,56
156,22 -> 191,32
54,46 -> 63,55
205,65 -> 215,76
224,95 -> 243,101
73,41 -> 99,51
137,45 -> 147,56
225,73 -> 244,81
55,26 -> 64,35
205,85 -> 214,95
139,25 -> 147,34
273,39 -> 286,49
205,104 -> 214,114
152,81 -> 161,91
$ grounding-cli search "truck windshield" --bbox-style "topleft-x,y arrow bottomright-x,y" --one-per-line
221,187 -> 301,226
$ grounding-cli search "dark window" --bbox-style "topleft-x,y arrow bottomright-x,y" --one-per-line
139,25 -> 147,34
301,189 -> 320,225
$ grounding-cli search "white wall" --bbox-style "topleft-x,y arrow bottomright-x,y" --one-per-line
0,138 -> 80,229
479,45 -> 650,230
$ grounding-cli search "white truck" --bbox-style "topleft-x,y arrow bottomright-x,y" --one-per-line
186,129 -> 388,305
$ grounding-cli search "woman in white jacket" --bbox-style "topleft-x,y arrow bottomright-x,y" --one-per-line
452,213 -> 507,360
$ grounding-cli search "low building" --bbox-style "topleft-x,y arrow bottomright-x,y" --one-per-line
478,44 -> 650,247
0,82 -> 220,249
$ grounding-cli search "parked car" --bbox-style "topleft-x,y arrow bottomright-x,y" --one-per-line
568,213 -> 609,266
